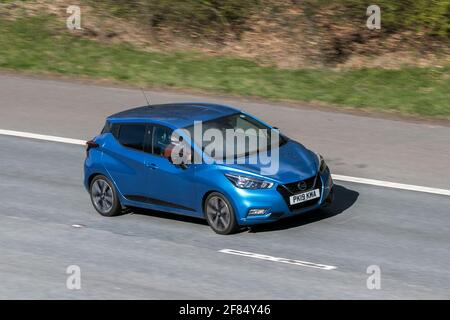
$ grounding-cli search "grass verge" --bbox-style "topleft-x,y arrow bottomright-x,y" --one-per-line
0,15 -> 449,118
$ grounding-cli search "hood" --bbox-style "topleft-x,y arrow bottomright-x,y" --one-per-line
221,140 -> 318,183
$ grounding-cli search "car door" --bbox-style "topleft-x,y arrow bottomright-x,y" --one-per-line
103,123 -> 151,199
144,124 -> 197,214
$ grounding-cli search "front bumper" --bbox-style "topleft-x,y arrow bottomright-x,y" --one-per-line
232,169 -> 333,225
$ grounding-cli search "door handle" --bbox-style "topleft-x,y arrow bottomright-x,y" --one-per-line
144,162 -> 159,169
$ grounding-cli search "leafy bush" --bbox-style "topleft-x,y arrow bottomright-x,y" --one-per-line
91,0 -> 449,37
339,0 -> 450,36
92,0 -> 260,38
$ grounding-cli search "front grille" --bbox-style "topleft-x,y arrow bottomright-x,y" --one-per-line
277,174 -> 322,211
282,175 -> 316,194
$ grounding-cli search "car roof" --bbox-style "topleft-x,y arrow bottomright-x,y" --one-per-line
107,103 -> 240,128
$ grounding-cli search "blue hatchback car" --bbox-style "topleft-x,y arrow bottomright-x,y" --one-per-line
84,103 -> 334,234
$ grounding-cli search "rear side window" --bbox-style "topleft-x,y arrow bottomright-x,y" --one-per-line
118,124 -> 146,151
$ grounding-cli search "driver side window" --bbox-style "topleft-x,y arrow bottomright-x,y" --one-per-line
151,125 -> 174,157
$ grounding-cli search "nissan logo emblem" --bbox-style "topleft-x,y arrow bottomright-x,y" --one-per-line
297,181 -> 307,191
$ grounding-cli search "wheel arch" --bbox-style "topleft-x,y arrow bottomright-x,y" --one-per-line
201,189 -> 239,219
87,172 -> 101,188
201,190 -> 220,217
87,171 -> 125,203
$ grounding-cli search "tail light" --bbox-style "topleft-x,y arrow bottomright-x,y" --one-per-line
86,140 -> 99,157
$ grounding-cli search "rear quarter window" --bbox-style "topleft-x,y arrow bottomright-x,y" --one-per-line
101,122 -> 110,134
101,122 -> 120,139
110,123 -> 120,139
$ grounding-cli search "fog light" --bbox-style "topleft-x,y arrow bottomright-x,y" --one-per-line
248,208 -> 270,216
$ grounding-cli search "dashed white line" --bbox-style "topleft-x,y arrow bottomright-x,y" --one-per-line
219,249 -> 337,270
1,128 -> 449,196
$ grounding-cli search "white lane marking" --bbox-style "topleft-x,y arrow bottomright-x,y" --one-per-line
1,129 -> 449,196
219,249 -> 337,271
332,174 -> 450,196
0,129 -> 85,145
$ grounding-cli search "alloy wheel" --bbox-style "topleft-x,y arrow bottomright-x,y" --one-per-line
206,196 -> 231,232
91,178 -> 114,214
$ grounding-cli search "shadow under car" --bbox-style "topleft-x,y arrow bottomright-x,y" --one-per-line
123,184 -> 359,234
248,184 -> 359,233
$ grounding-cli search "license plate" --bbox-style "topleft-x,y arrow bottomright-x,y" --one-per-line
289,189 -> 320,205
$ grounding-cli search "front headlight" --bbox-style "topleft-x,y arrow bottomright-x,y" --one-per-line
316,153 -> 328,174
224,173 -> 274,189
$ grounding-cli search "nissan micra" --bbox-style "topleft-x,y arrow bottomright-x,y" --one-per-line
84,103 -> 334,234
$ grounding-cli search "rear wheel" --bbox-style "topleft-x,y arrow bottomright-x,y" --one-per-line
204,192 -> 239,235
90,175 -> 121,217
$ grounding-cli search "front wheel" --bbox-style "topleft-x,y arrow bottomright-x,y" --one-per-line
321,188 -> 334,208
90,175 -> 122,217
204,192 -> 239,235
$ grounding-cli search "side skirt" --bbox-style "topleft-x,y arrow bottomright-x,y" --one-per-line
124,195 -> 196,212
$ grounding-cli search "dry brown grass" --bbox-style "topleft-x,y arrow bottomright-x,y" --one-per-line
2,0 -> 449,69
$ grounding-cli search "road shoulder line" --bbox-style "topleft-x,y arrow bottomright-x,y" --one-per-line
0,129 -> 85,145
1,128 -> 449,196
332,174 -> 450,196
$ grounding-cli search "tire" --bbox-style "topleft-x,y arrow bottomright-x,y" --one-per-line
321,187 -> 334,208
89,175 -> 122,217
204,192 -> 239,235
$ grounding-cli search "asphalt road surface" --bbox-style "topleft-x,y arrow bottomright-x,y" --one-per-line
0,74 -> 449,299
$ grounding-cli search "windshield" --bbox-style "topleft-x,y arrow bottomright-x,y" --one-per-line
184,113 -> 287,160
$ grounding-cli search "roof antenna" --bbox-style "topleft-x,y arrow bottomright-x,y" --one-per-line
140,87 -> 151,107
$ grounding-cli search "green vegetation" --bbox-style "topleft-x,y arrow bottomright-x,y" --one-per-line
339,0 -> 450,36
0,15 -> 449,117
95,0 -> 450,37
90,0 -> 260,38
